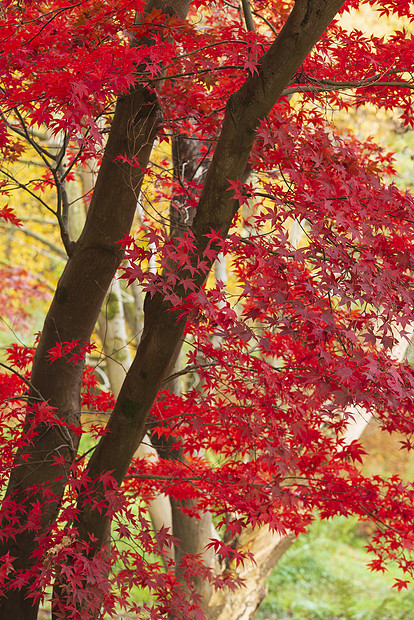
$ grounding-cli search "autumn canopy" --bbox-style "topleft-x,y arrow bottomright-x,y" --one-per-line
1,0 -> 414,618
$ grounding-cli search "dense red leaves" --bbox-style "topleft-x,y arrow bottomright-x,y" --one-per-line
48,339 -> 97,365
1,0 -> 414,617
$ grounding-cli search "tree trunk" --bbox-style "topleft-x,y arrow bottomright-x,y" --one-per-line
207,528 -> 296,620
98,278 -> 133,397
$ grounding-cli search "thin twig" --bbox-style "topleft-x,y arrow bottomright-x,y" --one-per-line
0,169 -> 56,215
163,362 -> 215,384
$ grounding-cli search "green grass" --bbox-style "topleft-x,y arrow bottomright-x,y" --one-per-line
256,516 -> 414,620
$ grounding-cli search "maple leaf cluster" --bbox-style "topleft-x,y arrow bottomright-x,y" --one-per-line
1,0 -> 414,617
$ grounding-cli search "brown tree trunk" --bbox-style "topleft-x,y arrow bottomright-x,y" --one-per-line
0,83 -> 160,620
169,130 -> 219,606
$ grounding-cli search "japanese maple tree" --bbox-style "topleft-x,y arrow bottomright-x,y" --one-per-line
1,0 -> 414,618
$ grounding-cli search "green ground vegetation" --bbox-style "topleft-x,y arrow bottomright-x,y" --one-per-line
256,515 -> 414,620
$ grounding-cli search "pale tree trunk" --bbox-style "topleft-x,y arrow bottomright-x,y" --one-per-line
207,529 -> 296,620
214,253 -> 227,285
98,278 -> 132,396
130,277 -> 145,339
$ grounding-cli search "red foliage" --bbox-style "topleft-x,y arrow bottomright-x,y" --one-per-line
1,0 -> 414,617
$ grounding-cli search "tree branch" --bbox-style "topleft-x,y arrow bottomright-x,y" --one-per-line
53,133 -> 75,256
0,168 -> 56,215
283,77 -> 414,97
241,0 -> 255,32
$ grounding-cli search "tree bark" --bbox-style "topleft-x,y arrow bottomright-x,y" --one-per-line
98,278 -> 133,397
207,528 -> 296,620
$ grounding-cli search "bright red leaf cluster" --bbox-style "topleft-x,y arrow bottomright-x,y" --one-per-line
1,0 -> 414,617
